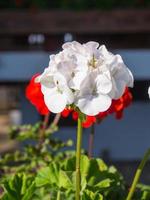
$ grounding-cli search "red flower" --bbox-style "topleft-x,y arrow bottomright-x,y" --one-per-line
26,74 -> 49,115
72,111 -> 79,121
96,111 -> 108,120
112,87 -> 132,120
61,108 -> 71,118
82,116 -> 96,128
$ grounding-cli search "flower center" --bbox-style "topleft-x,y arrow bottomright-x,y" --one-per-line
88,54 -> 97,69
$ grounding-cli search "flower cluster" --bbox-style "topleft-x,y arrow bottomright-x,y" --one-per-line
37,41 -> 133,116
61,87 -> 133,128
25,74 -> 49,115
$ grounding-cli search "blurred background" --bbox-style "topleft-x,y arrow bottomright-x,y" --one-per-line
0,0 -> 150,183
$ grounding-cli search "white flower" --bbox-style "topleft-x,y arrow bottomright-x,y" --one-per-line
62,41 -> 112,90
37,41 -> 133,115
62,42 -> 133,98
75,72 -> 112,116
48,48 -> 87,90
38,70 -> 74,113
99,45 -> 134,99
62,41 -> 102,73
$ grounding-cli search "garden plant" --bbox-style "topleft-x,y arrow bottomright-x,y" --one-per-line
0,41 -> 150,200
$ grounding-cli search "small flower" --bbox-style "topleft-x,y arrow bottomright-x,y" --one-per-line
99,45 -> 134,99
25,74 -> 49,115
38,72 -> 74,113
75,72 -> 112,116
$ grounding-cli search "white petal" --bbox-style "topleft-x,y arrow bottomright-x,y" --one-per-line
108,78 -> 117,99
62,41 -> 81,51
76,94 -> 111,116
62,42 -> 72,49
112,78 -> 126,99
127,68 -> 134,87
84,41 -> 99,49
35,67 -> 49,83
69,71 -> 87,90
43,88 -> 67,113
96,74 -> 112,94
57,61 -> 76,81
76,73 -> 93,96
112,68 -> 133,98
53,72 -> 67,87
37,67 -> 55,86
63,87 -> 74,104
99,45 -> 113,59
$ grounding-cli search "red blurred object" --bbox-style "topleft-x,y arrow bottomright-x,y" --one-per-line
26,74 -> 49,115
61,108 -> 71,118
72,111 -> 79,121
111,87 -> 133,120
82,116 -> 96,128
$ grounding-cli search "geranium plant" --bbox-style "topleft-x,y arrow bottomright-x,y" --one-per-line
36,41 -> 133,200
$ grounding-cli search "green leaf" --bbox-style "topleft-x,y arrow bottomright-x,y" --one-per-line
86,159 -> 101,186
36,162 -> 59,187
3,173 -> 35,200
94,178 -> 112,189
82,190 -> 103,200
80,155 -> 90,176
96,159 -> 108,171
59,170 -> 74,189
64,156 -> 76,171
2,182 -> 17,200
22,182 -> 36,200
81,176 -> 87,192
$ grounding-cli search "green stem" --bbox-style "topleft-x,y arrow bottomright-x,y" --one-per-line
76,117 -> 83,200
56,190 -> 61,200
126,148 -> 150,200
88,124 -> 95,159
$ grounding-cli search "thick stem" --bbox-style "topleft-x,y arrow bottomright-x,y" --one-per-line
56,190 -> 61,200
88,124 -> 95,159
76,117 -> 83,200
126,148 -> 150,200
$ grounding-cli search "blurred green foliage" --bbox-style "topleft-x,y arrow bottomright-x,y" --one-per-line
0,121 -> 74,182
0,119 -> 150,199
1,155 -> 150,199
0,0 -> 150,10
